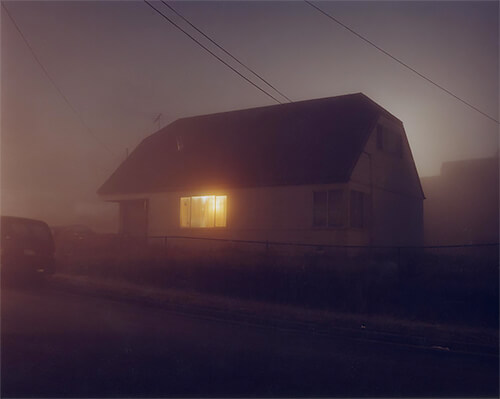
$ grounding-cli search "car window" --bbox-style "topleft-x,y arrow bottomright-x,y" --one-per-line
10,220 -> 51,242
31,224 -> 52,242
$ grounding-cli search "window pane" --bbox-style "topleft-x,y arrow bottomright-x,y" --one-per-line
180,197 -> 191,227
378,125 -> 402,157
384,129 -> 402,156
328,189 -> 344,227
191,196 -> 215,228
10,221 -> 30,239
215,196 -> 227,227
30,224 -> 51,242
313,191 -> 327,226
350,190 -> 364,228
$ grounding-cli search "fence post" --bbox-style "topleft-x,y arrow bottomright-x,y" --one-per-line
266,240 -> 269,253
397,246 -> 401,271
164,236 -> 168,258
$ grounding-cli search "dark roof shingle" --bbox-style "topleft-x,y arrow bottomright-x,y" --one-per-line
98,93 -> 399,195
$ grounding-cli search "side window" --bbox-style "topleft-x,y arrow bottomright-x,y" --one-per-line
313,190 -> 345,227
313,191 -> 327,227
350,190 -> 366,228
327,189 -> 344,227
377,125 -> 402,158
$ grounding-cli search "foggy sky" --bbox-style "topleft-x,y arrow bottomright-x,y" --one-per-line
1,1 -> 498,231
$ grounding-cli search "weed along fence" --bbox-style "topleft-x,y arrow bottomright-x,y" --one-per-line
56,233 -> 499,281
144,235 -> 498,270
144,235 -> 413,273
55,235 -> 499,327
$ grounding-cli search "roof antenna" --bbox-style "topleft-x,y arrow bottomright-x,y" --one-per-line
153,113 -> 162,131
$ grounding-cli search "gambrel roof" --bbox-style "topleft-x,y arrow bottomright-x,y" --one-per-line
98,93 -> 408,195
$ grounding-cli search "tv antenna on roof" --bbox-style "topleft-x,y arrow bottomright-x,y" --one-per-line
153,113 -> 162,131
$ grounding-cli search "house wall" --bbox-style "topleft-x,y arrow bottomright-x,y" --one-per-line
103,115 -> 423,248
145,183 -> 371,247
421,156 -> 498,245
350,115 -> 424,246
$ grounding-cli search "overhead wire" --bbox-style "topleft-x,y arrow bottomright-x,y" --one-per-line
1,3 -> 117,156
144,0 -> 283,104
304,0 -> 499,124
161,1 -> 292,103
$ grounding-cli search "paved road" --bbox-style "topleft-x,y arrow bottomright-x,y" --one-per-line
1,286 -> 498,397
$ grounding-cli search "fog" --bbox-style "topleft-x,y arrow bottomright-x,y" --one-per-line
1,1 -> 498,236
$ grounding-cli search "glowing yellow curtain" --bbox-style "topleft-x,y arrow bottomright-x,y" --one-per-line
180,197 -> 191,227
191,196 -> 215,228
180,195 -> 227,228
215,196 -> 227,227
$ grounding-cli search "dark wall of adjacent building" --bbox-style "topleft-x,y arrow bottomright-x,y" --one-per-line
421,155 -> 499,245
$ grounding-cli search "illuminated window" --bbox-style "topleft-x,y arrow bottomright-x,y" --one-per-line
215,196 -> 227,227
180,195 -> 227,228
180,197 -> 191,227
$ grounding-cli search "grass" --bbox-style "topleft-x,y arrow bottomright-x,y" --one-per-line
54,238 -> 499,329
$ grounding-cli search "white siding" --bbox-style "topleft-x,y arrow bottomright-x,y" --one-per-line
102,114 -> 423,247
144,183 -> 368,246
350,115 -> 424,246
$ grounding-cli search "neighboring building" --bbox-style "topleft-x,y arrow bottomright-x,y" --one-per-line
421,155 -> 499,246
98,93 -> 424,247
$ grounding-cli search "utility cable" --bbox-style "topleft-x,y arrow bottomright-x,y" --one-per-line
1,3 -> 117,156
162,1 -> 292,103
144,0 -> 283,104
305,0 -> 499,124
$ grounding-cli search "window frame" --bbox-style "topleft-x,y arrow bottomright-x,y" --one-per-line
180,195 -> 227,229
312,191 -> 328,227
377,124 -> 403,158
312,189 -> 346,229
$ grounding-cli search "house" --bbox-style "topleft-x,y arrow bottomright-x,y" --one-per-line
98,93 -> 424,247
421,154 -> 498,246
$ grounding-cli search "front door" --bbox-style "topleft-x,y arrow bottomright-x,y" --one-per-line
119,199 -> 148,237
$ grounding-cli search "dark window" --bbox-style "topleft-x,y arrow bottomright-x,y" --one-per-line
313,190 -> 345,227
6,219 -> 52,243
313,191 -> 327,227
10,220 -> 51,242
31,224 -> 52,242
350,190 -> 365,228
377,124 -> 402,157
328,189 -> 344,227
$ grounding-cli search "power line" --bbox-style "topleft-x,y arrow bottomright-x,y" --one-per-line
144,0 -> 283,105
161,1 -> 292,103
1,3 -> 117,156
304,0 -> 499,124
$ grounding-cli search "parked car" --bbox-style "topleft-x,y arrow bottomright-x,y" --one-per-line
52,224 -> 96,242
1,216 -> 55,285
